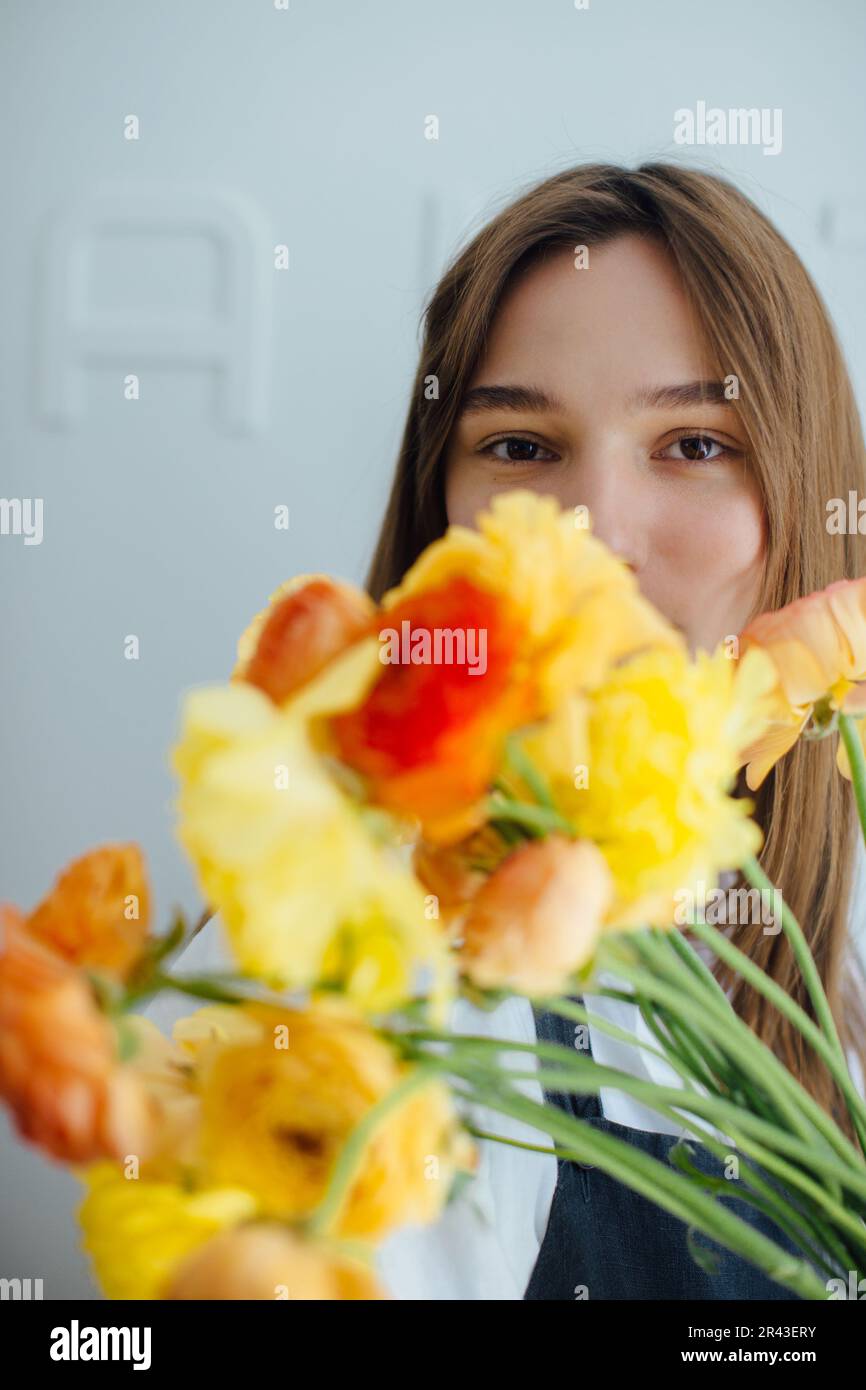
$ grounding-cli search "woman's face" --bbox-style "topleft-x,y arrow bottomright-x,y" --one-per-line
444,234 -> 766,652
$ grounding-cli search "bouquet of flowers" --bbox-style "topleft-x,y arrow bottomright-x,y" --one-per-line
3,491 -> 866,1299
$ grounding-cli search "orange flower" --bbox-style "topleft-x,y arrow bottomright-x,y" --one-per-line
229,494 -> 679,844
0,908 -> 154,1163
457,836 -> 613,994
739,578 -> 866,788
25,844 -> 150,981
165,1224 -> 387,1301
235,575 -> 374,705
331,576 -> 532,838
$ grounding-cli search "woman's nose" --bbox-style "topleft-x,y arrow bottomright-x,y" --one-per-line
566,454 -> 645,573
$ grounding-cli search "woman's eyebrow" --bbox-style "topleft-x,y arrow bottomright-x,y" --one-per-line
626,380 -> 732,410
458,384 -> 564,416
458,380 -> 732,418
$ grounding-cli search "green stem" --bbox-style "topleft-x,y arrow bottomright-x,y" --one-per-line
544,990 -> 749,1117
308,1063 -> 445,1238
558,984 -> 795,1134
123,970 -> 266,1010
188,905 -> 215,943
411,1035 -> 866,1269
636,932 -> 787,1114
542,1000 -> 861,1251
542,995 -> 673,1069
483,795 -> 576,839
464,1073 -> 839,1273
738,857 -> 866,1157
629,933 -> 810,1120
664,1137 -> 844,1278
466,1125 -> 559,1158
447,1042 -> 866,1260
463,1085 -> 844,1273
477,1063 -> 866,1250
599,937 -> 862,1171
450,1068 -> 828,1298
665,924 -> 734,1007
840,713 -> 866,844
502,736 -> 556,809
544,991 -> 754,1112
401,1031 -> 866,1201
639,998 -> 721,1092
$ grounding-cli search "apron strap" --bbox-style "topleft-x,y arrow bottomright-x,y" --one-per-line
531,997 -> 604,1121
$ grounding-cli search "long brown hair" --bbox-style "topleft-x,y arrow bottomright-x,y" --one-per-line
366,161 -> 866,1135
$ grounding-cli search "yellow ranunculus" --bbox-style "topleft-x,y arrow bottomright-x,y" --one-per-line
192,998 -> 474,1241
171,679 -> 452,1013
525,645 -> 773,928
77,1160 -> 257,1300
78,999 -> 471,1293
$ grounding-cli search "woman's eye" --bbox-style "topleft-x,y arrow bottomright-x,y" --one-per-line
483,436 -> 559,464
659,434 -> 731,463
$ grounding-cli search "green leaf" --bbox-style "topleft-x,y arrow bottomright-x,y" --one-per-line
687,1225 -> 723,1276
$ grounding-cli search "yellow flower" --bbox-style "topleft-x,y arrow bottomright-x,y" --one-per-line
77,1001 -> 472,1294
165,1223 -> 387,1300
193,998 -> 474,1241
525,645 -> 771,927
171,680 -> 452,1012
77,1160 -> 257,1300
739,578 -> 866,788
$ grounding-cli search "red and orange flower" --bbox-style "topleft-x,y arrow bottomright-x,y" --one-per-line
233,492 -> 681,842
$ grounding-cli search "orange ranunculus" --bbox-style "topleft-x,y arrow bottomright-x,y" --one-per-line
25,844 -> 150,981
0,908 -> 154,1163
235,575 -> 375,705
739,578 -> 866,789
165,1223 -> 388,1301
457,836 -> 613,994
330,576 -> 532,839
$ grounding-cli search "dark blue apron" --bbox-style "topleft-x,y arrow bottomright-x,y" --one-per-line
524,1002 -> 813,1300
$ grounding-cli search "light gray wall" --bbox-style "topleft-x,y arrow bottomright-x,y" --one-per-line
1,0 -> 864,1297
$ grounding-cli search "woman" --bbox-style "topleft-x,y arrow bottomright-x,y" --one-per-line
368,162 -> 866,1299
